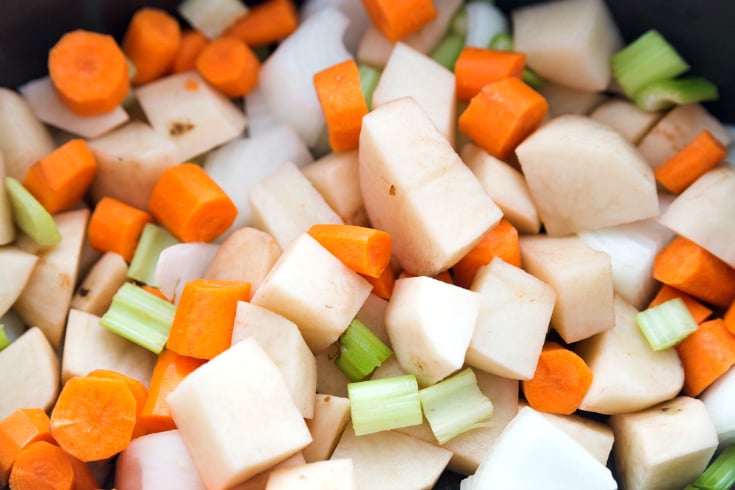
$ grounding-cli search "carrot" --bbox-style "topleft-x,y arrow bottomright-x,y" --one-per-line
307,223 -> 391,278
123,7 -> 181,85
171,29 -> 209,74
521,341 -> 593,415
22,139 -> 97,214
166,279 -> 251,360
652,236 -> 735,308
455,47 -> 526,101
67,455 -> 99,490
50,376 -> 137,462
0,409 -> 54,486
139,349 -> 206,434
87,369 -> 148,438
195,36 -> 260,98
362,263 -> 395,300
222,0 -> 298,47
726,300 -> 735,337
654,130 -> 727,194
362,0 -> 438,43
452,218 -> 521,289
675,318 -> 735,397
48,29 -> 129,116
141,285 -> 172,302
87,197 -> 153,263
434,270 -> 454,285
148,163 -> 238,243
8,441 -> 74,490
458,76 -> 548,160
647,284 -> 713,324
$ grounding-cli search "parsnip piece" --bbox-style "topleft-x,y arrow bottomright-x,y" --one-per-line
70,252 -> 128,316
359,97 -> 500,276
535,408 -> 614,465
700,365 -> 735,446
266,459 -> 356,490
167,337 -> 312,490
576,295 -> 685,415
252,233 -> 372,353
303,394 -> 351,463
512,0 -> 622,92
538,81 -> 607,118
0,327 -> 59,420
609,396 -> 718,490
0,153 -> 16,244
0,246 -> 38,317
590,98 -> 662,144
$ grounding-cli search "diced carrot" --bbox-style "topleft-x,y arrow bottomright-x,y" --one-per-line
23,139 -> 97,214
362,264 -> 395,300
141,285 -> 172,302
654,130 -> 727,194
123,7 -> 182,85
452,219 -> 521,289
458,76 -> 548,160
455,47 -> 526,101
726,301 -> 735,336
48,29 -> 129,116
68,455 -> 99,490
8,441 -> 74,490
171,29 -> 209,74
87,197 -> 153,263
653,236 -> 735,308
166,279 -> 251,360
521,341 -> 593,415
676,319 -> 735,397
647,284 -> 713,324
308,223 -> 391,278
87,369 -> 148,438
223,0 -> 299,47
0,408 -> 54,487
148,163 -> 238,243
434,270 -> 454,285
195,36 -> 260,98
362,0 -> 438,43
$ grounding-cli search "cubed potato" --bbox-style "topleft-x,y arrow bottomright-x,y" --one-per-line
356,293 -> 390,345
534,408 -> 614,465
538,81 -> 608,118
0,246 -> 38,317
315,349 -> 350,397
70,252 -> 128,317
303,394 -> 351,463
266,459 -> 356,490
589,98 -> 662,144
700,365 -> 735,446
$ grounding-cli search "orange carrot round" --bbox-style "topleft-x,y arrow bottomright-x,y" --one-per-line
455,47 -> 526,101
223,0 -> 299,47
195,37 -> 260,98
171,29 -> 209,74
362,264 -> 395,300
48,29 -> 129,116
0,409 -> 53,487
452,218 -> 521,289
88,197 -> 153,263
307,223 -> 391,278
123,7 -> 182,85
87,369 -> 148,438
362,0 -> 438,42
676,319 -> 735,397
8,441 -> 74,490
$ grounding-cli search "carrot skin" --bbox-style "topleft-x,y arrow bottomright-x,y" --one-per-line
654,129 -> 727,194
362,264 -> 395,300
307,223 -> 391,278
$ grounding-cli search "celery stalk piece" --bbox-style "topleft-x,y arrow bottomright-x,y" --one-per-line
431,34 -> 465,71
4,177 -> 61,247
691,445 -> 735,490
635,297 -> 698,351
449,3 -> 468,37
348,374 -> 422,436
488,32 -> 513,51
0,324 -> 9,350
335,318 -> 392,382
357,64 -> 381,110
418,368 -> 494,444
100,282 -> 176,354
633,77 -> 719,112
127,223 -> 179,286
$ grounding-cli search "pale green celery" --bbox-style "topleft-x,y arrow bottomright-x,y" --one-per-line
348,374 -> 422,436
127,223 -> 179,286
431,34 -> 465,71
633,77 -> 718,112
522,68 -> 544,89
335,318 -> 392,382
691,445 -> 735,490
100,282 -> 176,354
419,368 -> 494,444
449,4 -> 468,37
488,32 -> 513,51
635,297 -> 698,351
0,324 -> 9,350
4,177 -> 61,247
358,64 -> 381,110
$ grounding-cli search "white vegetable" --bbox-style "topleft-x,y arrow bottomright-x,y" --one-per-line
303,394 -> 351,463
700,365 -> 735,446
178,0 -> 247,39
70,252 -> 128,317
243,86 -> 280,137
534,407 -> 614,465
589,98 -> 662,144
300,0 -> 370,55
237,453 -> 306,490
356,293 -> 390,346
0,154 -> 14,244
154,242 -> 219,304
315,350 -> 350,398
0,246 -> 37,317
537,81 -> 608,117
266,459 -> 356,490
464,1 -> 507,48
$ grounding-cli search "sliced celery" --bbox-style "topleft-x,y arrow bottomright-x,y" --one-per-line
127,223 -> 179,286
691,445 -> 735,490
335,318 -> 392,382
348,374 -> 423,436
488,32 -> 513,51
431,34 -> 465,71
449,3 -> 468,37
635,297 -> 698,351
0,324 -> 9,350
4,177 -> 61,247
633,77 -> 719,112
357,64 -> 381,110
100,282 -> 176,354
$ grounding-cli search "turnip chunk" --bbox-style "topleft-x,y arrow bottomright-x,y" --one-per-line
70,252 -> 128,317
372,43 -> 456,145
316,349 -> 350,397
135,71 -> 247,163
519,235 -> 614,343
534,408 -> 614,465
0,310 -> 24,343
249,162 -> 343,250
304,394 -> 351,462
232,302 -> 317,418
0,326 -> 59,420
0,154 -> 16,244
62,308 -> 156,386
0,88 -> 55,180
13,208 -> 88,349
538,81 -> 608,118
252,233 -> 372,353
461,406 -> 616,490
385,276 -> 479,386
590,98 -> 662,144
300,0 -> 370,55
360,97 -> 500,276
701,365 -> 735,446
154,242 -> 219,304
243,86 -> 279,137
233,453 -> 306,490
167,337 -> 312,489
116,430 -> 205,490
266,459 -> 356,490
0,246 -> 37,317
512,0 -> 621,92
516,114 -> 659,236
576,295 -> 684,415
356,294 -> 390,345
464,1 -> 507,48
609,396 -> 718,490
467,257 -> 555,380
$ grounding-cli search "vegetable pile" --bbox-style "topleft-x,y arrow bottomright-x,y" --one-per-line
1,0 -> 735,488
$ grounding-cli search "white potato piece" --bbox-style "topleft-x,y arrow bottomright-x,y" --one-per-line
701,365 -> 735,446
233,454 -> 305,490
266,459 -> 356,490
356,293 -> 389,345
0,154 -> 16,244
315,349 -> 350,397
590,98 -> 662,144
301,0 -> 370,55
538,81 -> 608,118
303,394 -> 351,463
516,114 -> 659,236
178,0 -> 247,39
70,252 -> 128,317
0,246 -> 38,317
155,242 -> 219,303
535,408 -> 614,465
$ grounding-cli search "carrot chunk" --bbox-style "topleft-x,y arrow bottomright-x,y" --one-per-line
455,47 -> 526,101
196,37 -> 260,98
171,29 -> 209,74
8,441 -> 74,490
362,0 -> 438,42
87,197 -> 153,262
362,264 -> 395,300
647,284 -> 713,324
452,218 -> 521,289
223,0 -> 299,47
307,223 -> 391,278
123,7 -> 182,85
0,409 -> 54,487
87,369 -> 148,439
725,301 -> 735,336
654,130 -> 727,194
676,319 -> 735,397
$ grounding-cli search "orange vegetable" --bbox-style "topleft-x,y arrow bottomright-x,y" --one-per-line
123,7 -> 182,84
23,139 -> 97,214
87,197 -> 153,262
48,29 -> 129,116
171,29 -> 209,74
313,60 -> 370,152
647,284 -> 713,324
67,455 -> 99,490
434,270 -> 454,285
50,376 -> 137,462
308,223 -> 391,278
676,319 -> 735,397
148,163 -> 238,243
0,408 -> 54,486
141,285 -> 172,302
8,441 -> 74,490
362,0 -> 438,42
521,341 -> 593,415
87,369 -> 148,438
195,37 -> 260,98
452,218 -> 521,289
362,264 -> 395,300
455,47 -> 526,101
653,236 -> 735,308
654,130 -> 727,194
725,300 -> 735,336
166,279 -> 251,360
223,0 -> 299,47
458,76 -> 548,160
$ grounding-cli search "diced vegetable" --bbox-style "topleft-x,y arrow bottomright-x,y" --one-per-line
635,298 -> 698,351
8,441 -> 74,490
676,319 -> 735,397
690,445 -> 735,490
655,128 -> 727,194
348,374 -> 422,436
224,0 -> 299,48
123,8 -> 181,85
334,318 -> 392,382
171,29 -> 208,74
0,247 -> 38,318
127,223 -> 179,286
303,394 -> 351,462
177,0 -> 248,39
362,0 -> 437,43
452,219 -> 521,290
634,77 -> 718,112
454,47 -> 525,101
4,177 -> 61,248
196,37 -> 260,98
88,198 -> 153,263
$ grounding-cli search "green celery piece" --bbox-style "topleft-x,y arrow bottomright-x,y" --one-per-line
357,64 -> 381,110
0,324 -> 9,350
335,318 -> 393,382
348,374 -> 422,436
4,177 -> 61,247
431,34 -> 465,71
633,77 -> 719,112
691,446 -> 735,490
127,222 -> 179,286
449,3 -> 468,37
635,297 -> 698,351
488,32 -> 513,51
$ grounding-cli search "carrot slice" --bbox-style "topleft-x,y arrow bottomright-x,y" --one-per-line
195,37 -> 260,98
647,284 -> 713,324
171,29 -> 209,74
307,223 -> 391,278
362,263 -> 395,300
67,455 -> 99,490
87,369 -> 148,438
455,47 -> 526,101
223,0 -> 299,47
362,0 -> 438,42
452,218 -> 521,289
123,7 -> 182,85
654,130 -> 727,194
0,409 -> 54,487
726,301 -> 735,336
676,319 -> 735,397
8,441 -> 74,490
48,29 -> 129,116
87,197 -> 153,262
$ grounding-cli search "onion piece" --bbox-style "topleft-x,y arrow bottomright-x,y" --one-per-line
154,242 -> 219,304
300,0 -> 370,55
464,1 -> 508,49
